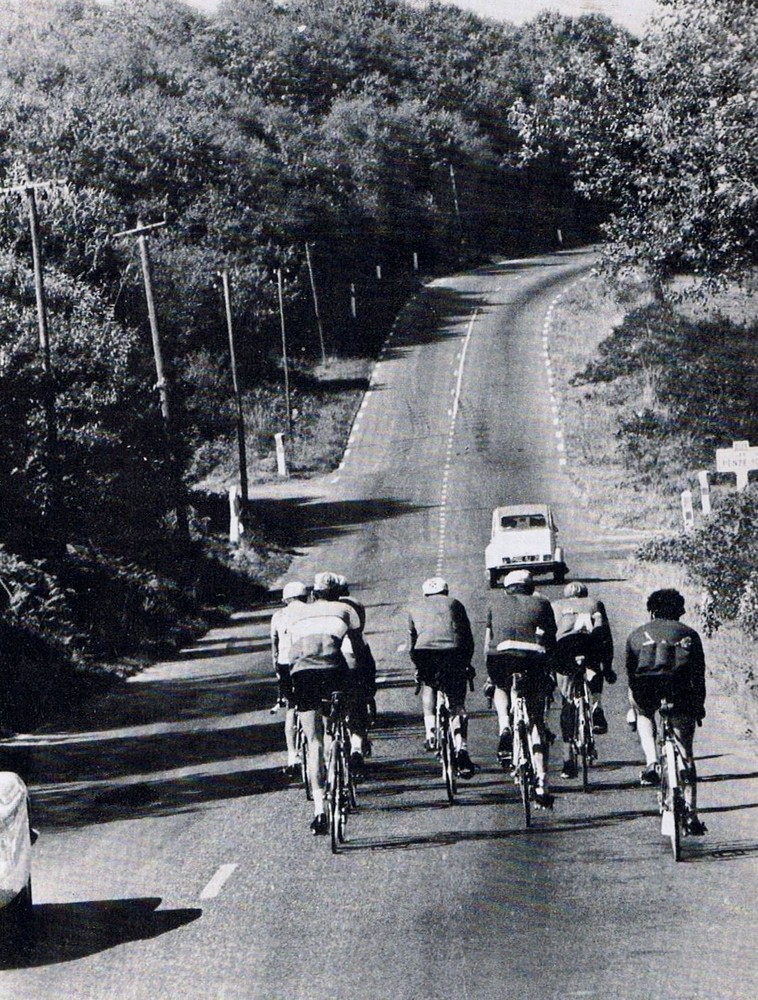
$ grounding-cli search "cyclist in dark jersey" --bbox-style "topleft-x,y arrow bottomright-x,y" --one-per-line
484,570 -> 556,809
626,589 -> 707,836
408,577 -> 476,778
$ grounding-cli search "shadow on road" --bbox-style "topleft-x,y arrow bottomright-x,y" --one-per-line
253,496 -> 432,551
0,897 -> 201,970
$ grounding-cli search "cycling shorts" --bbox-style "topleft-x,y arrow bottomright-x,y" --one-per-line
629,678 -> 699,724
486,651 -> 549,698
292,666 -> 351,713
411,649 -> 469,706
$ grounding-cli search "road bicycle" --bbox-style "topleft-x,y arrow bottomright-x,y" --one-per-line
568,657 -> 598,793
657,699 -> 688,861
324,691 -> 356,853
510,672 -> 538,828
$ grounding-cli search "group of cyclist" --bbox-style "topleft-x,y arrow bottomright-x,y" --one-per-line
270,571 -> 375,835
271,567 -> 707,838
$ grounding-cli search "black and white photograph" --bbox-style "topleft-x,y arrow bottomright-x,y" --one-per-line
0,1 -> 755,996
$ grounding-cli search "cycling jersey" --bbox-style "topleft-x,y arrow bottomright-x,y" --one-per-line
408,594 -> 474,658
626,617 -> 705,716
270,600 -> 307,669
486,591 -> 557,655
288,598 -> 361,675
551,595 -> 613,672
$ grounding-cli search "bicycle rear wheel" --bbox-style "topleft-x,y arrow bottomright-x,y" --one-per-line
326,747 -> 341,854
438,714 -> 456,804
516,721 -> 532,828
670,787 -> 684,861
300,734 -> 313,801
579,702 -> 592,793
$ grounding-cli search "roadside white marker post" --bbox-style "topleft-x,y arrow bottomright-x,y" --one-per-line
697,470 -> 712,515
376,264 -> 382,280
229,484 -> 243,544
275,432 -> 288,478
413,251 -> 419,271
681,490 -> 695,533
716,440 -> 758,491
350,283 -> 357,318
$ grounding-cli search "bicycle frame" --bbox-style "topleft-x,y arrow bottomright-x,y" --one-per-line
324,691 -> 356,853
657,702 -> 687,862
435,688 -> 457,804
569,658 -> 597,792
510,673 -> 537,828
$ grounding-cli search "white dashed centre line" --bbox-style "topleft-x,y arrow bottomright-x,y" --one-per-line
200,863 -> 238,900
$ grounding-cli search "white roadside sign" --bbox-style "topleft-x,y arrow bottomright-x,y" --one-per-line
715,441 -> 758,491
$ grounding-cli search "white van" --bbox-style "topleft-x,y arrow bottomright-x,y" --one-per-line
485,503 -> 567,587
0,772 -> 35,948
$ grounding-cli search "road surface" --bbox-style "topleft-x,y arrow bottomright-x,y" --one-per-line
2,250 -> 756,1000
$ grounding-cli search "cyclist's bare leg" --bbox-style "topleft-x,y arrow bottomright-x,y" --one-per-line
636,712 -> 658,768
450,704 -> 468,752
673,719 -> 698,814
300,708 -> 326,816
492,685 -> 512,735
285,707 -> 298,765
421,684 -> 436,743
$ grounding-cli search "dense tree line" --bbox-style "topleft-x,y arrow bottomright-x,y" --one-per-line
0,0 -> 619,561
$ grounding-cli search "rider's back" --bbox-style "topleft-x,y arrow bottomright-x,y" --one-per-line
408,593 -> 473,653
488,591 -> 557,651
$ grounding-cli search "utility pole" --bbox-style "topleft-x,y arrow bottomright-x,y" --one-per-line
449,162 -> 463,243
114,218 -> 188,542
276,268 -> 293,437
304,242 -> 327,366
220,267 -> 249,516
0,167 -> 65,550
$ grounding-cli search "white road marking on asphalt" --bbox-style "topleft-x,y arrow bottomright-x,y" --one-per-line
200,864 -> 238,900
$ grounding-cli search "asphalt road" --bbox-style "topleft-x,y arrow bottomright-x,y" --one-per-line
2,251 -> 756,1000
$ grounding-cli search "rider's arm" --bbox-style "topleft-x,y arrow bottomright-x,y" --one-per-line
407,613 -> 417,653
625,633 -> 639,686
270,614 -> 280,674
690,631 -> 707,717
595,601 -> 614,665
455,600 -> 475,660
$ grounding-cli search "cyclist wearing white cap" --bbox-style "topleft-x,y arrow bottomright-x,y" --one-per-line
287,571 -> 363,834
407,577 -> 476,779
484,569 -> 557,808
270,580 -> 309,778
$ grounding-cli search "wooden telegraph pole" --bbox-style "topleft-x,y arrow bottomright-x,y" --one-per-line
0,167 -> 65,550
276,268 -> 293,437
113,219 -> 189,542
304,242 -> 327,366
220,267 -> 249,517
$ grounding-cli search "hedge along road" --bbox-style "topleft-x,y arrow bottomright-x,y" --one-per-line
3,250 -> 756,999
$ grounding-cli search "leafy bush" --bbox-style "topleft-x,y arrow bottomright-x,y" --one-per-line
637,486 -> 758,637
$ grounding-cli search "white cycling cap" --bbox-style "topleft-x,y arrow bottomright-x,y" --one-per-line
502,569 -> 533,588
422,576 -> 448,596
282,581 -> 307,601
313,571 -> 341,594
